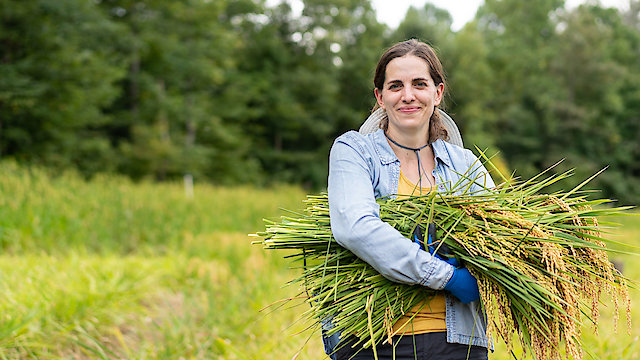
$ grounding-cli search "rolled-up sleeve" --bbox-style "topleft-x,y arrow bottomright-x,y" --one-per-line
327,136 -> 453,290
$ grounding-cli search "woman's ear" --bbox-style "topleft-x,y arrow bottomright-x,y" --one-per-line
434,82 -> 444,106
374,88 -> 385,109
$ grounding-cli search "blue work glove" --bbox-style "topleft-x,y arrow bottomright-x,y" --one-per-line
426,223 -> 460,267
444,267 -> 480,304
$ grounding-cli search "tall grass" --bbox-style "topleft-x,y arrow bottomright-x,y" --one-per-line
0,160 -> 637,359
0,161 -> 303,254
0,161 -> 323,359
0,241 -> 325,358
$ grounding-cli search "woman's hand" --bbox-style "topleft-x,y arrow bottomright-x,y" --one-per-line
443,267 -> 480,304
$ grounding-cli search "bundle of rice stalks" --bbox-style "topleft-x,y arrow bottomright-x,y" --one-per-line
252,167 -> 634,360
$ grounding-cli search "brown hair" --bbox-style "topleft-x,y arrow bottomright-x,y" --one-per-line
373,39 -> 448,143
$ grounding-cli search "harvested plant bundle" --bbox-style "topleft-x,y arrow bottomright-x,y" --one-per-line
253,169 -> 633,359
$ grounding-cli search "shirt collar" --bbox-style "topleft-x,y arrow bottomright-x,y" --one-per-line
371,129 -> 397,165
431,138 -> 453,168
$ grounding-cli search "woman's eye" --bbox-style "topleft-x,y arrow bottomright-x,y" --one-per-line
388,84 -> 401,90
415,81 -> 428,87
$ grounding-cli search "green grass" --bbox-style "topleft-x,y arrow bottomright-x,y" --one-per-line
0,160 -> 638,359
0,161 -> 302,254
0,241 -> 323,359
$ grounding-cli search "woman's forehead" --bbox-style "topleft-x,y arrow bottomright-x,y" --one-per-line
385,55 -> 432,81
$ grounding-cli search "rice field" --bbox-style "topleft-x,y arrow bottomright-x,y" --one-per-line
0,161 -> 637,359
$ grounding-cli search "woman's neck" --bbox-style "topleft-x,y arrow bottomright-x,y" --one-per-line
385,128 -> 436,189
385,126 -> 429,149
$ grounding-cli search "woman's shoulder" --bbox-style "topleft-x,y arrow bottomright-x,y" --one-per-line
333,129 -> 378,144
332,129 -> 395,163
332,129 -> 381,152
334,129 -> 365,142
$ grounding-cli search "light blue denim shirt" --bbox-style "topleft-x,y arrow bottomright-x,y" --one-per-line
326,128 -> 495,352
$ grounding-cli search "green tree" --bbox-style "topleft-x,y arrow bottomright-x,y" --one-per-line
474,0 -> 566,175
227,2 -> 322,185
98,0 -> 248,182
471,0 -> 640,203
0,0 -> 128,173
446,23 -> 497,150
315,0 -> 387,133
551,4 -> 640,203
230,0 -> 385,187
390,3 -> 453,46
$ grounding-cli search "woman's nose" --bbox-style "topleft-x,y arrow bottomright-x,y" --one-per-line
401,86 -> 416,102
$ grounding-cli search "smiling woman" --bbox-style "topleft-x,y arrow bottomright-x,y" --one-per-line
324,39 -> 494,360
372,41 -> 447,190
375,56 -> 443,135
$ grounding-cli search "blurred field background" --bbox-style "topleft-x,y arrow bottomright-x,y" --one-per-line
0,162 -> 637,359
0,161 -> 320,358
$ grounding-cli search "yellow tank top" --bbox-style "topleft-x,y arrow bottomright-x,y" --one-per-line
391,171 -> 447,335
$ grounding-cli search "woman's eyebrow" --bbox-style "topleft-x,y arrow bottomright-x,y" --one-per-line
386,77 -> 429,84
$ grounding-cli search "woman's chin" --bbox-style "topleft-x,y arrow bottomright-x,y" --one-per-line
388,116 -> 430,133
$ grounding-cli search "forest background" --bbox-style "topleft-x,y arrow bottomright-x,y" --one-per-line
2,0 -> 640,204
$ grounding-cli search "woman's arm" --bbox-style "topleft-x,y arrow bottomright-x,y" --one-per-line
327,136 -> 453,289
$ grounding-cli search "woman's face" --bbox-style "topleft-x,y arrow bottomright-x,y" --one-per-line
374,54 -> 443,135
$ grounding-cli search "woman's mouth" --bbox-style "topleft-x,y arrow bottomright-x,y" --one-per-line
398,106 -> 421,114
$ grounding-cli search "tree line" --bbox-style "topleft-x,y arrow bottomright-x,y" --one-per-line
2,0 -> 639,203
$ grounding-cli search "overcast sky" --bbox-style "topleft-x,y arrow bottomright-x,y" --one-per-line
370,0 -> 630,30
266,1 -> 631,31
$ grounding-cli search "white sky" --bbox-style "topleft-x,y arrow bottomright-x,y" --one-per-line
370,0 -> 630,30
370,0 -> 482,30
265,0 -> 630,31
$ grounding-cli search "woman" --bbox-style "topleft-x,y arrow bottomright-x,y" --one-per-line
325,39 -> 494,359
